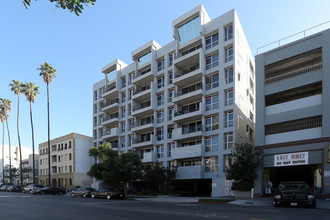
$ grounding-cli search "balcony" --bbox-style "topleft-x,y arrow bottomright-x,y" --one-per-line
131,121 -> 155,133
132,135 -> 156,149
265,63 -> 322,85
174,46 -> 201,66
172,127 -> 203,141
102,127 -> 120,141
132,69 -> 154,87
171,144 -> 203,160
173,66 -> 202,87
173,89 -> 203,105
101,99 -> 120,113
102,84 -> 119,99
173,104 -> 204,124
175,165 -> 203,179
266,94 -> 322,116
102,114 -> 120,127
141,151 -> 156,163
132,85 -> 151,102
132,105 -> 154,117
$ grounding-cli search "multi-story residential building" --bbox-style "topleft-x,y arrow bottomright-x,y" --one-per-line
93,5 -> 255,197
0,145 -> 32,184
22,153 -> 39,185
254,28 -> 330,196
38,133 -> 93,191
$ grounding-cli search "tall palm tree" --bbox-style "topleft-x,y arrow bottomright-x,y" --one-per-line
9,80 -> 25,188
22,82 -> 40,184
0,98 -> 12,184
0,110 -> 5,184
38,62 -> 56,187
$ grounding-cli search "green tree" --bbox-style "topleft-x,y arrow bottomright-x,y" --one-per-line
23,0 -> 96,16
9,80 -> 25,189
225,142 -> 262,191
22,82 -> 40,184
0,110 -> 5,184
0,98 -> 12,184
38,62 -> 56,186
88,143 -> 142,196
142,161 -> 176,194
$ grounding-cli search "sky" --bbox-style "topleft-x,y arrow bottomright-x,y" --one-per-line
1,0 -> 330,151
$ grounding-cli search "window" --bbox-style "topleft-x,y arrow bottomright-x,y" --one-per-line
128,72 -> 133,85
94,104 -> 97,114
128,104 -> 131,116
225,89 -> 234,106
206,94 -> 219,111
205,136 -> 219,152
167,143 -> 175,157
128,135 -> 133,147
121,122 -> 126,133
140,116 -> 153,125
206,33 -> 219,49
168,72 -> 173,84
225,47 -> 233,62
223,154 -> 230,171
157,110 -> 164,123
140,100 -> 151,109
181,159 -> 201,167
121,76 -> 126,88
168,107 -> 174,120
178,16 -> 200,45
121,107 -> 126,118
225,68 -> 234,84
121,92 -> 126,103
128,119 -> 134,131
224,132 -> 233,149
94,91 -> 97,101
206,73 -> 219,90
157,75 -> 164,88
182,121 -> 202,134
157,93 -> 164,106
69,153 -> 72,160
225,25 -> 233,41
157,145 -> 164,158
225,111 -> 234,128
128,89 -> 133,100
69,165 -> 72,172
121,136 -> 125,148
156,128 -> 164,141
157,59 -> 164,71
168,89 -> 174,103
206,53 -> 219,70
205,156 -> 218,172
169,54 -> 174,66
206,115 -> 219,131
167,125 -> 174,139
137,52 -> 151,65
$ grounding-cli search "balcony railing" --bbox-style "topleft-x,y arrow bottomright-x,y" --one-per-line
103,84 -> 116,93
102,113 -> 119,122
133,85 -> 151,95
101,99 -> 119,108
265,63 -> 322,84
133,68 -> 151,79
174,64 -> 200,79
133,135 -> 155,144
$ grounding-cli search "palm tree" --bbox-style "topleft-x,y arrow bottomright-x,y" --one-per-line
38,62 -> 56,187
0,98 -> 12,184
0,110 -> 5,184
22,82 -> 40,184
9,80 -> 25,188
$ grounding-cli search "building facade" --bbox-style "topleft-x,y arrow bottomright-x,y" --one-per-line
22,154 -> 39,185
38,133 -> 93,191
255,29 -> 330,196
93,5 -> 255,197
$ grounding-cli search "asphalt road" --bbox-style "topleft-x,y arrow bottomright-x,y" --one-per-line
0,192 -> 329,220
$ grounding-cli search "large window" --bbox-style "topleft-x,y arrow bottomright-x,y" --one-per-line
168,89 -> 174,103
169,54 -> 174,66
225,47 -> 234,62
206,73 -> 219,90
224,132 -> 233,149
224,111 -> 234,128
205,136 -> 219,152
157,145 -> 164,158
206,33 -> 219,50
225,89 -> 234,106
157,59 -> 164,71
225,25 -> 233,41
206,115 -> 219,131
225,68 -> 234,84
157,75 -> 164,89
157,93 -> 164,106
178,16 -> 200,45
182,121 -> 202,134
206,53 -> 219,70
205,156 -> 218,172
157,110 -> 164,123
137,52 -> 151,65
206,94 -> 219,111
156,128 -> 164,141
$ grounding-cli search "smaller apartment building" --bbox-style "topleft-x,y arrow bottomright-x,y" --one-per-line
39,133 -> 93,190
22,154 -> 39,185
255,29 -> 330,196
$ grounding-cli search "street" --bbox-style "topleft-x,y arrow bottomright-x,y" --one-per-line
0,192 -> 329,220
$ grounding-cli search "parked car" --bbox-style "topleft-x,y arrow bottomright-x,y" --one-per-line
0,185 -> 9,192
34,187 -> 66,195
91,189 -> 125,200
23,184 -> 44,193
71,187 -> 95,198
273,181 -> 316,208
6,185 -> 21,192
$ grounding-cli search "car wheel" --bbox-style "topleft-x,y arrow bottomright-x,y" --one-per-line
106,194 -> 111,200
309,202 -> 316,208
40,191 -> 44,195
273,201 -> 279,207
82,193 -> 87,198
71,193 -> 75,197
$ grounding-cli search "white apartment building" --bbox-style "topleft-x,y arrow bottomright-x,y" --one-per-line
22,153 -> 39,185
0,145 -> 32,184
38,133 -> 93,190
93,5 -> 255,197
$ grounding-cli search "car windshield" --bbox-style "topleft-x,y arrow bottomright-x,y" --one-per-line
278,183 -> 309,191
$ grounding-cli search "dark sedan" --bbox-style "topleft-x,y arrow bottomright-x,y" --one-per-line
91,189 -> 125,200
6,185 -> 21,192
35,187 -> 66,195
71,187 -> 95,198
273,181 -> 316,208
